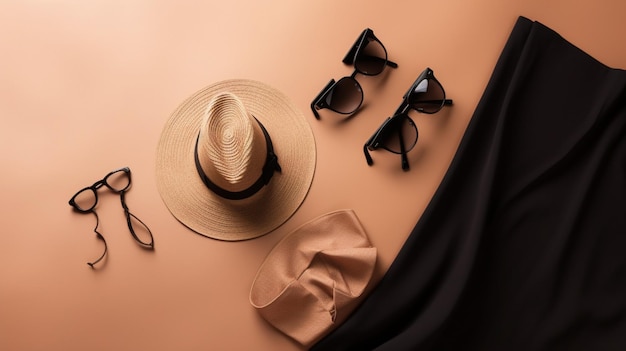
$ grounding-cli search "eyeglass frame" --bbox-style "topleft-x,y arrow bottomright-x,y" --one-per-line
364,67 -> 453,171
68,167 -> 154,267
311,28 -> 398,120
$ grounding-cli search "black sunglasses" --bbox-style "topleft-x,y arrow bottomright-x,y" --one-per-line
311,28 -> 398,119
364,67 -> 453,171
69,167 -> 154,267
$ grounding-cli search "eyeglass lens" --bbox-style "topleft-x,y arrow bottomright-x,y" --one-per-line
104,168 -> 131,192
71,188 -> 98,212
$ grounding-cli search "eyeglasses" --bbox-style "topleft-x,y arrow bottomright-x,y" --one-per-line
364,67 -> 453,171
69,167 -> 154,267
311,28 -> 398,119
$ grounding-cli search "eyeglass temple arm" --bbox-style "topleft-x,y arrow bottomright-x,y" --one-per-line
311,79 -> 336,120
120,190 -> 154,249
87,211 -> 108,268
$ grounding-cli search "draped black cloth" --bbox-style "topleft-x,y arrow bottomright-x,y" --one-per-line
312,16 -> 626,351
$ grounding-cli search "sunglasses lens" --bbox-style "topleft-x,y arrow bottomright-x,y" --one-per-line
377,115 -> 418,154
354,38 -> 387,75
408,78 -> 445,113
326,77 -> 363,114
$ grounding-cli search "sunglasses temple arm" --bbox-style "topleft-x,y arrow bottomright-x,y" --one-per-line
363,125 -> 381,166
414,99 -> 454,107
364,144 -> 374,166
398,127 -> 410,171
87,211 -> 108,268
311,79 -> 336,120
310,101 -> 321,120
386,60 -> 398,68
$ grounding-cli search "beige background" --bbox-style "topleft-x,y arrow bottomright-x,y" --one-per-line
1,0 -> 625,350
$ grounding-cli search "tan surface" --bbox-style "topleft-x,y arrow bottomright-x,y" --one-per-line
1,0 -> 625,350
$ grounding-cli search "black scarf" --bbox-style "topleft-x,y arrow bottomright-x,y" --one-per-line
312,16 -> 626,351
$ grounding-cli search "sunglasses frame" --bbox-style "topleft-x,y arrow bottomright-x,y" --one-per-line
311,28 -> 398,119
364,67 -> 453,171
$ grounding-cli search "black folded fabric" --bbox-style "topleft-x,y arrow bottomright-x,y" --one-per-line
312,16 -> 626,351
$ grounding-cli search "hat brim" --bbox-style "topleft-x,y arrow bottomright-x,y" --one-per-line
156,79 -> 316,241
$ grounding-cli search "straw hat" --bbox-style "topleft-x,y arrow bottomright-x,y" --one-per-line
156,79 -> 316,241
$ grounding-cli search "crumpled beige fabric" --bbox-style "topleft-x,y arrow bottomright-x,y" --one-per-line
249,209 -> 377,347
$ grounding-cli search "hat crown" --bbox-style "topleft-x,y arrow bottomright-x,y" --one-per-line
197,92 -> 267,193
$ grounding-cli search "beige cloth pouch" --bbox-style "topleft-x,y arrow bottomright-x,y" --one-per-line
249,209 -> 377,347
